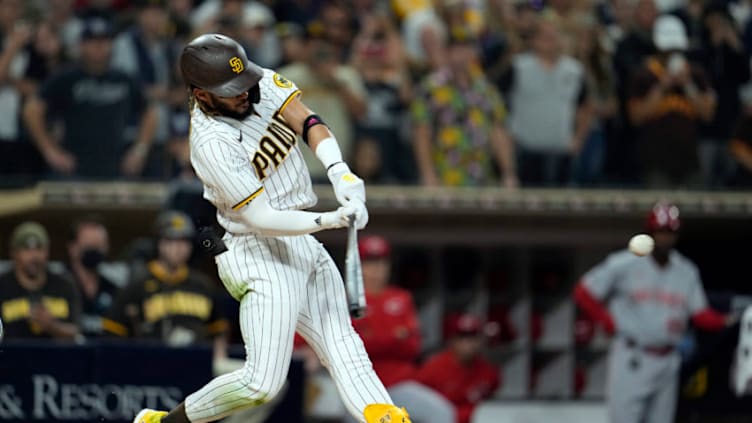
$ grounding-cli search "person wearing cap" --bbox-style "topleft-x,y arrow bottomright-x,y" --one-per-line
102,210 -> 229,351
23,17 -> 158,179
348,235 -> 455,423
0,221 -> 81,341
627,14 -> 716,189
573,202 -> 734,423
411,25 -> 518,188
416,314 -> 500,423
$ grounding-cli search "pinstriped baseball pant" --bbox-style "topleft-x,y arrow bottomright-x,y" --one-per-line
185,234 -> 392,423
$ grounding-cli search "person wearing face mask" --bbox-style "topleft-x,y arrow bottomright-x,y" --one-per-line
0,221 -> 81,341
66,215 -> 119,339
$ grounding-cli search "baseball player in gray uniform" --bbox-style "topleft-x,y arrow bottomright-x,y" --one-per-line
574,202 -> 733,423
133,34 -> 411,423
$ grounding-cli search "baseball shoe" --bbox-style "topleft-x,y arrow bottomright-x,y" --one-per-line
133,408 -> 167,423
364,404 -> 412,423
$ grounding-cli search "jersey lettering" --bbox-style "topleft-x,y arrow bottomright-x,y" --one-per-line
251,112 -> 298,180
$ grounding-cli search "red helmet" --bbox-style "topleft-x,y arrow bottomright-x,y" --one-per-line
646,202 -> 681,232
358,235 -> 391,260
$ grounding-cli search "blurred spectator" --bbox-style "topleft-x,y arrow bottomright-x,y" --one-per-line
627,14 -> 715,188
0,0 -> 33,182
692,1 -> 750,188
392,0 -> 446,73
111,0 -> 172,179
103,210 -> 229,355
500,19 -> 591,186
348,235 -> 455,423
44,0 -> 83,59
317,0 -> 356,61
238,2 -> 281,68
727,104 -> 752,187
275,21 -> 306,67
351,12 -> 415,184
0,221 -> 81,341
571,17 -> 618,186
271,0 -> 322,28
416,314 -> 500,423
411,28 -> 517,187
18,20 -> 68,97
66,215 -> 119,339
23,18 -> 158,179
278,29 -> 367,181
608,0 -> 658,185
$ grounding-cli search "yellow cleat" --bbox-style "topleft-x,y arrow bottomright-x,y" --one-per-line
364,404 -> 412,423
133,409 -> 167,423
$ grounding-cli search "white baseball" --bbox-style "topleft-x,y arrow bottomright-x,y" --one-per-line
629,234 -> 654,256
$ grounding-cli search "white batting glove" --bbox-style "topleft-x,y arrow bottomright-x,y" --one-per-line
346,199 -> 368,230
327,162 -> 366,206
318,204 -> 358,229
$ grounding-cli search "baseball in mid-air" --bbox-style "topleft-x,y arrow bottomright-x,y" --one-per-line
629,234 -> 654,256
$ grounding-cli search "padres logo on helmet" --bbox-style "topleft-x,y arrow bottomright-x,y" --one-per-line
229,56 -> 244,74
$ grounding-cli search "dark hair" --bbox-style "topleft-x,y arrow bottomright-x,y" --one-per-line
68,214 -> 106,242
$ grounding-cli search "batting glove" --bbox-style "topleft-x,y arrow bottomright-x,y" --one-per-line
318,204 -> 358,229
327,162 -> 366,206
346,199 -> 368,230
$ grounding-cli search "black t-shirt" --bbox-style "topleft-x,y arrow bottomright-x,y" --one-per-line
0,269 -> 81,340
628,56 -> 710,178
68,266 -> 120,338
39,66 -> 146,178
103,261 -> 228,345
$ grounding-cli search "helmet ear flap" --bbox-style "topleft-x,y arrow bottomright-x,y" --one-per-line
249,84 -> 260,104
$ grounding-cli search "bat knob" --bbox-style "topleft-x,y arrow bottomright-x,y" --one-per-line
351,309 -> 365,319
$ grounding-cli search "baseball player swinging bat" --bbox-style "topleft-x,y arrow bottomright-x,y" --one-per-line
345,215 -> 366,318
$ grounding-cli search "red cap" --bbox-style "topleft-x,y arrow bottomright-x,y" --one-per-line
358,235 -> 391,260
445,313 -> 483,338
646,202 -> 681,232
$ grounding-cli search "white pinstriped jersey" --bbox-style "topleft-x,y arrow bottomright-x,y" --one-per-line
189,68 -> 317,234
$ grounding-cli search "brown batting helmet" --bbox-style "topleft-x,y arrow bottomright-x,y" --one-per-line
180,34 -> 263,97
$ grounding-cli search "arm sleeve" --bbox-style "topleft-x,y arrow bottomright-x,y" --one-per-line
691,308 -> 726,331
239,190 -> 337,236
574,282 -> 616,334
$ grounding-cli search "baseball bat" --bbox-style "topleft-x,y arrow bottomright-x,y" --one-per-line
345,215 -> 366,318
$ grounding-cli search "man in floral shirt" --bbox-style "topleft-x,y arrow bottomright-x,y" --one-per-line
411,28 -> 518,187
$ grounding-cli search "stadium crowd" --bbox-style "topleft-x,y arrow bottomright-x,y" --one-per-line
1,0 -> 752,189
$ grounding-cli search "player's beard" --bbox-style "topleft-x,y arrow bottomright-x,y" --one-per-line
208,93 -> 253,120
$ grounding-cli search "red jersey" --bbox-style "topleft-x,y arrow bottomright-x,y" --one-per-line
417,350 -> 500,423
351,286 -> 421,387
